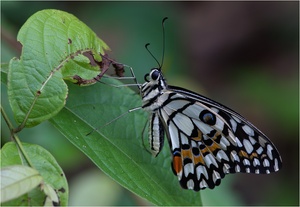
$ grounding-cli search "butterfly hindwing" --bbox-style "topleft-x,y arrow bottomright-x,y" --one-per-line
189,92 -> 282,175
155,90 -> 281,190
157,92 -> 230,190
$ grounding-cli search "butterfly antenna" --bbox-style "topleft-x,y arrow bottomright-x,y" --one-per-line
145,43 -> 161,69
145,17 -> 168,70
160,17 -> 168,70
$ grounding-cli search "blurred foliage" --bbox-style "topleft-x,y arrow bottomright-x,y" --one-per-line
1,1 -> 298,206
1,143 -> 68,205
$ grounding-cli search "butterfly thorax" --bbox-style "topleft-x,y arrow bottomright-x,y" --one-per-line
141,68 -> 168,112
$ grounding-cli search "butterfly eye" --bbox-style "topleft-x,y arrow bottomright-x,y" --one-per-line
150,69 -> 160,81
200,110 -> 216,125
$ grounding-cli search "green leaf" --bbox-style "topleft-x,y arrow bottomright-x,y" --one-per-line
1,142 -> 68,206
50,80 -> 202,205
0,165 -> 43,203
8,9 -> 109,128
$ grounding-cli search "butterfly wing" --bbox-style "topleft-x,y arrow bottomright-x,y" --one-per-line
157,88 -> 282,191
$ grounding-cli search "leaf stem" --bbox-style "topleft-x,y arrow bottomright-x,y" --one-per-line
1,105 -> 14,132
1,105 -> 35,168
13,133 -> 35,168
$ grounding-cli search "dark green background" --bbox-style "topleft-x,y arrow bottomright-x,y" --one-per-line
1,2 -> 298,205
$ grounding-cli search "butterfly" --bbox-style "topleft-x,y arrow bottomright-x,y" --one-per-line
128,17 -> 282,191
92,18 -> 282,191
140,67 -> 282,191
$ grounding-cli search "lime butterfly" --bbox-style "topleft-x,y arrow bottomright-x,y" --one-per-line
141,67 -> 282,190
138,18 -> 281,190
93,17 -> 282,191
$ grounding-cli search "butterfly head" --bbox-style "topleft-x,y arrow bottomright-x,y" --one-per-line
143,68 -> 167,88
141,68 -> 168,110
145,68 -> 161,81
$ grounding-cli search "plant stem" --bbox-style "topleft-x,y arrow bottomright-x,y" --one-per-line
1,105 -> 35,168
1,105 -> 14,132
14,133 -> 35,168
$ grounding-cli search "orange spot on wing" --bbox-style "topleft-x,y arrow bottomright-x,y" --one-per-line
191,129 -> 202,142
172,156 -> 182,174
249,152 -> 258,160
239,150 -> 249,158
182,149 -> 193,159
207,142 -> 220,152
201,147 -> 209,154
212,131 -> 221,140
193,155 -> 205,165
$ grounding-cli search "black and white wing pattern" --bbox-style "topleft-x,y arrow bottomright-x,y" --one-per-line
141,68 -> 282,191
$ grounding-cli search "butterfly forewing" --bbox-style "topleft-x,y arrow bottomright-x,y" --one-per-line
141,68 -> 282,191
